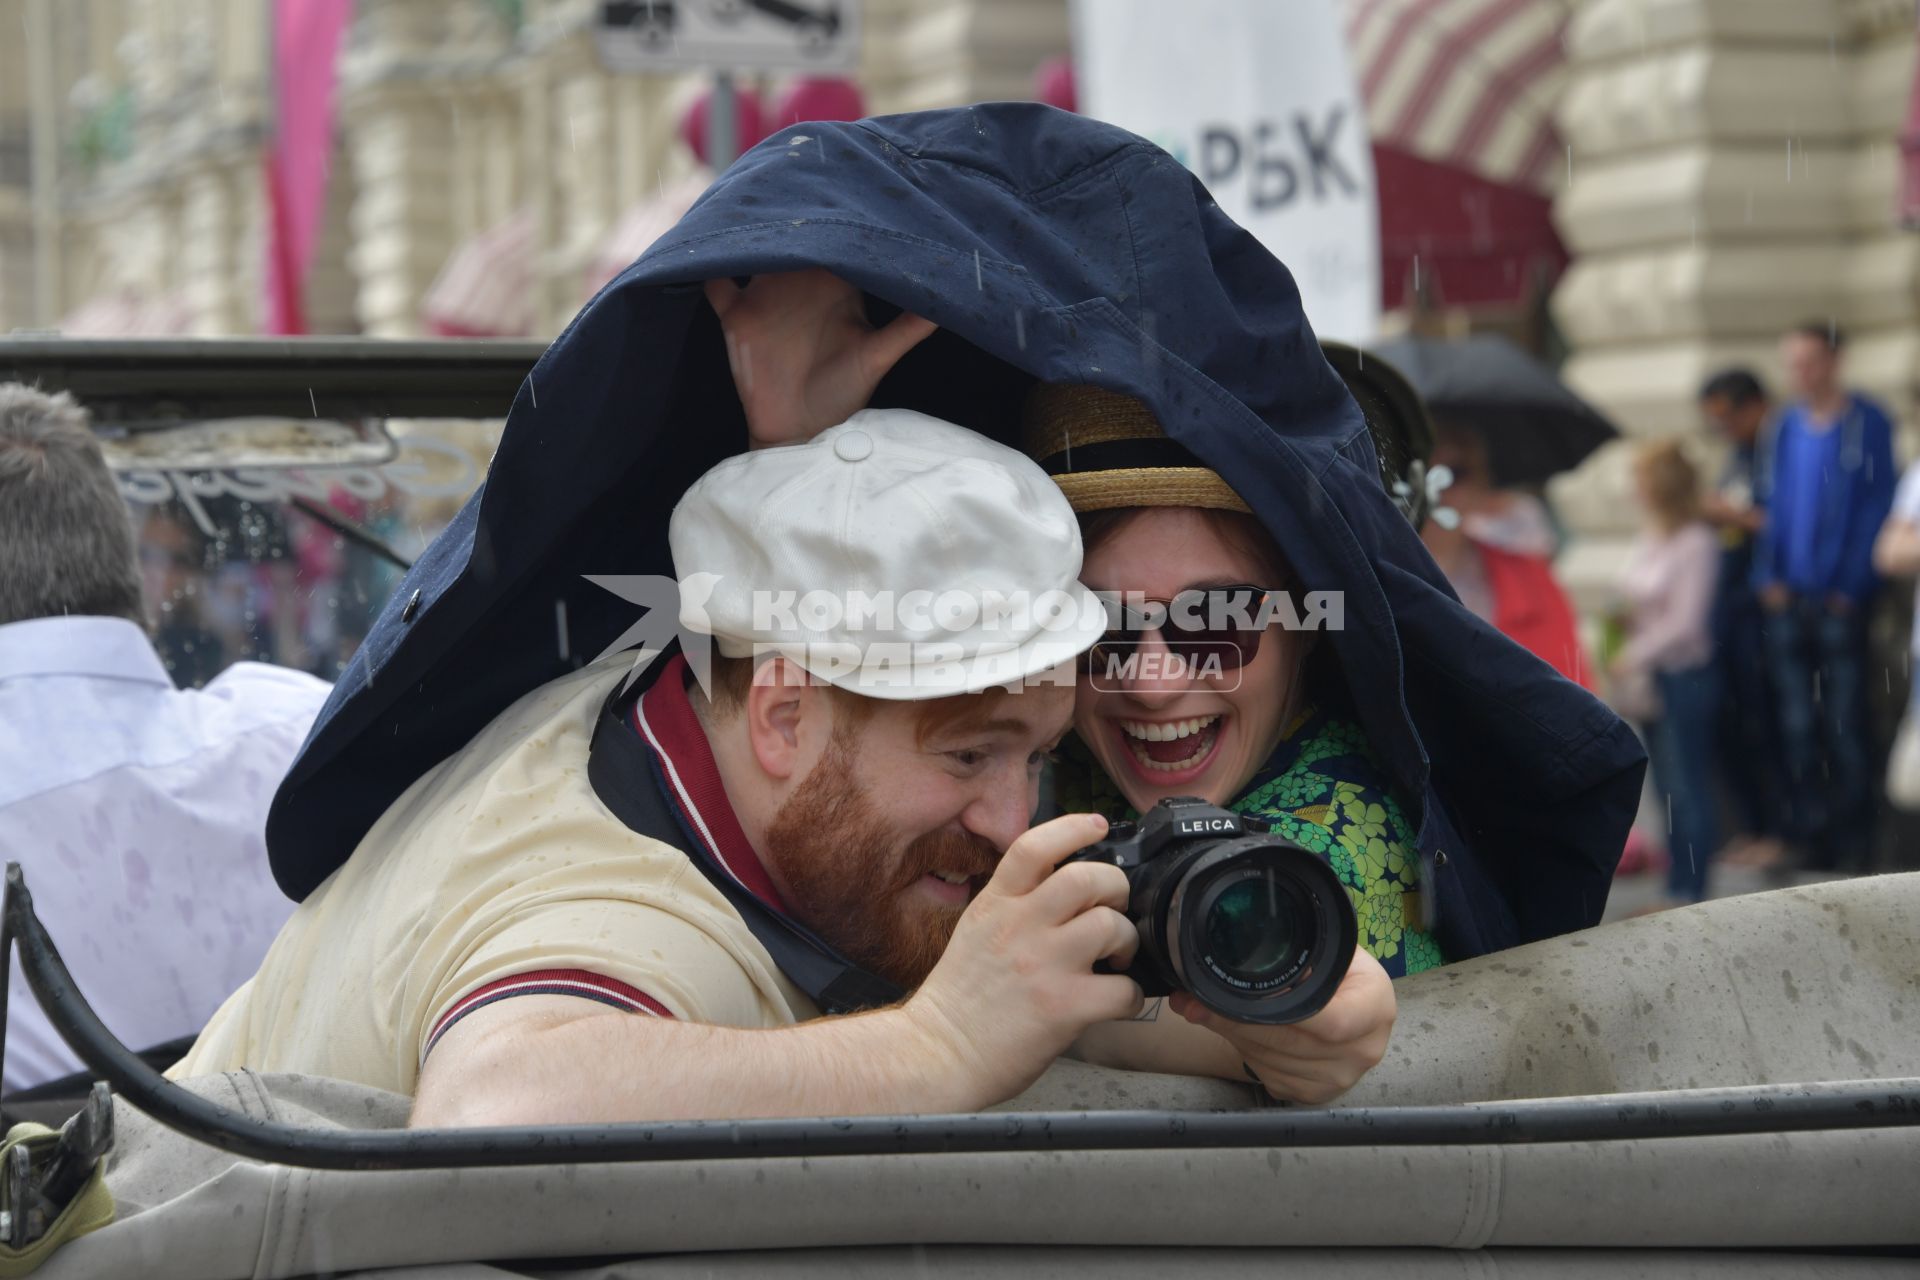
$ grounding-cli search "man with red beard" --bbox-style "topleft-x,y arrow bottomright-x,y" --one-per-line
173,272 -> 1395,1120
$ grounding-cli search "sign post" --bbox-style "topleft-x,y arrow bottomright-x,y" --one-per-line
596,1 -> 861,169
1071,0 -> 1380,343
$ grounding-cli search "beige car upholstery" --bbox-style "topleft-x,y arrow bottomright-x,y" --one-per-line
36,875 -> 1920,1279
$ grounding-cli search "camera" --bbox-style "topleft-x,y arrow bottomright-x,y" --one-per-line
1065,796 -> 1358,1024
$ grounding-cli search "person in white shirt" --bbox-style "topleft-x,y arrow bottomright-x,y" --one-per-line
0,383 -> 331,1092
1609,439 -> 1723,906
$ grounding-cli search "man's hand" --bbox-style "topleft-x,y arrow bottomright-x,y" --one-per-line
902,813 -> 1146,1109
1167,947 -> 1395,1105
1701,494 -> 1766,534
1758,582 -> 1791,613
1874,517 -> 1920,578
704,269 -> 938,450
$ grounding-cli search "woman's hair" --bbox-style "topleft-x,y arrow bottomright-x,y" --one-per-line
1633,438 -> 1702,531
1077,506 -> 1293,587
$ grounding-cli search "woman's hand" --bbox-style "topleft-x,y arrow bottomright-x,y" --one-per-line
704,269 -> 938,450
1169,946 -> 1395,1105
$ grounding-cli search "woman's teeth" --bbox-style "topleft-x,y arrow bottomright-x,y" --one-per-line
1120,715 -> 1220,743
1119,715 -> 1222,771
932,870 -> 969,885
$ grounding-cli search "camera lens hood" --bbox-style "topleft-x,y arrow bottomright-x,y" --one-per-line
1162,838 -> 1358,1025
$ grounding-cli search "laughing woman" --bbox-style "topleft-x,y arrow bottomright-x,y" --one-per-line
1026,384 -> 1447,990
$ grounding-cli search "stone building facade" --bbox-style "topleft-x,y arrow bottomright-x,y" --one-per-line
0,0 -> 279,336
1549,0 -> 1920,599
2,1 -> 1913,599
0,0 -> 1067,340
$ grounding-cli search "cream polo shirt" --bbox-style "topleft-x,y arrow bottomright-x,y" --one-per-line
172,653 -> 817,1095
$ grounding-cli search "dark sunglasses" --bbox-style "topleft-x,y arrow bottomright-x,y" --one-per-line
1086,584 -> 1281,674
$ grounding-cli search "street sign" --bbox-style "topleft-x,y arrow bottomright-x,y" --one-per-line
1072,0 -> 1381,343
594,0 -> 861,73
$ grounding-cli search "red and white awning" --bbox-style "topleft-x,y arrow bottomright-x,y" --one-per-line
1345,0 -> 1573,193
421,209 -> 536,339
583,174 -> 713,301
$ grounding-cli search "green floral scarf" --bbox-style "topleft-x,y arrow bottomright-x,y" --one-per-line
1051,704 -> 1445,978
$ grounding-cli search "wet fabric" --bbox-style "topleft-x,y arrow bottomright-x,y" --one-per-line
264,103 -> 1645,963
55,875 -> 1920,1279
0,615 -> 328,1090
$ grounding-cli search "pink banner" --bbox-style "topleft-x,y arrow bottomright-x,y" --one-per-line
263,0 -> 352,335
1903,12 -> 1920,225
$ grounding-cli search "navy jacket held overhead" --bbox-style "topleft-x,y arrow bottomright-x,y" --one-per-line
267,104 -> 1645,963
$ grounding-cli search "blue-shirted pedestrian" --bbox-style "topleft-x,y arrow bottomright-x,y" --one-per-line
1751,323 -> 1895,871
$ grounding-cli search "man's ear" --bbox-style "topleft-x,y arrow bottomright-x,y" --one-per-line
743,656 -> 823,781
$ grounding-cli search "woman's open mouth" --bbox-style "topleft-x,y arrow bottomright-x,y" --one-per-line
1111,714 -> 1225,786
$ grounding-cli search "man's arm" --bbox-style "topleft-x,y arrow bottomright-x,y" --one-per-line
412,813 -> 1143,1127
411,995 -> 972,1126
1072,947 -> 1395,1106
1700,492 -> 1764,535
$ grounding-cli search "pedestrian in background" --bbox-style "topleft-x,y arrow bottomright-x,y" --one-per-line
1697,368 -> 1786,868
1873,457 -> 1920,810
1750,322 -> 1895,872
1422,421 -> 1594,689
1610,440 -> 1722,905
0,384 -> 330,1092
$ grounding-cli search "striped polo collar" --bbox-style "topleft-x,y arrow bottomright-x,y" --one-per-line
630,654 -> 789,914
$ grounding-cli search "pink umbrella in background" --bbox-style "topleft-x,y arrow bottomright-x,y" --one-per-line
772,77 -> 866,130
1032,55 -> 1077,112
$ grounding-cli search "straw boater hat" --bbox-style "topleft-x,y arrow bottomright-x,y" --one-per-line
1020,344 -> 1435,522
1020,383 -> 1250,515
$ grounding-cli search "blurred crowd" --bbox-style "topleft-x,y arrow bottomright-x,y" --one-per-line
1425,320 -> 1915,910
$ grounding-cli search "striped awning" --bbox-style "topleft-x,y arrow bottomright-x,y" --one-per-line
583,173 -> 713,301
1345,0 -> 1573,193
421,209 -> 536,339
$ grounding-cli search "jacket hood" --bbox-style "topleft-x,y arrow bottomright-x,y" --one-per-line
269,104 -> 1641,951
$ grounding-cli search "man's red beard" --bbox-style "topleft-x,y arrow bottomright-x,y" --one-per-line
764,731 -> 1000,990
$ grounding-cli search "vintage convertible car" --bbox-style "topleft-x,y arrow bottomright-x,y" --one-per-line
0,339 -> 1914,1278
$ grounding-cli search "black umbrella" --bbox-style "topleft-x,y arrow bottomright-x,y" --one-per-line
1367,333 -> 1618,487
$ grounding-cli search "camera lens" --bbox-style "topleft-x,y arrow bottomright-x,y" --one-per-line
1204,870 -> 1306,985
1159,839 -> 1358,1024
